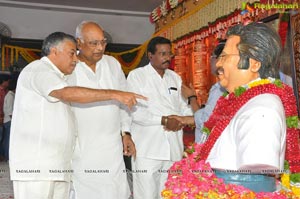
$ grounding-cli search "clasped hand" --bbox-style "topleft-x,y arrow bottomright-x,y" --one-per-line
164,115 -> 184,131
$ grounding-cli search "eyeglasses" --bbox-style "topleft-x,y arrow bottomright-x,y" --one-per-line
83,38 -> 107,47
158,51 -> 174,58
217,53 -> 239,62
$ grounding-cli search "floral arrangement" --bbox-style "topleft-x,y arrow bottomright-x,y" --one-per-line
150,0 -> 184,23
162,144 -> 297,198
162,79 -> 300,198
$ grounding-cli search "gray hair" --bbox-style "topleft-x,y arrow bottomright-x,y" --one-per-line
75,20 -> 103,40
41,32 -> 76,56
226,22 -> 282,78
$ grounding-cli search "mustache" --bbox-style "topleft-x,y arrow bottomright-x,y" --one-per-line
163,60 -> 170,65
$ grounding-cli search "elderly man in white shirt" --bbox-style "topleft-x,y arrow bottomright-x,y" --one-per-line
67,21 -> 137,199
9,32 -> 145,199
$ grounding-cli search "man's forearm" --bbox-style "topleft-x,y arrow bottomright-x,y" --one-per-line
50,86 -> 120,103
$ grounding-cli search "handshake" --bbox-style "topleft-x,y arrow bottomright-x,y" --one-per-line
161,115 -> 187,132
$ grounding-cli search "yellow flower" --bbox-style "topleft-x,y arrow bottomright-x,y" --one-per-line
161,190 -> 173,198
248,79 -> 271,88
281,173 -> 290,189
290,183 -> 300,196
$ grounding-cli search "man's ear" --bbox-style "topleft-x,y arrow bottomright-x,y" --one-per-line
249,58 -> 261,73
50,47 -> 57,56
77,38 -> 82,49
147,52 -> 152,60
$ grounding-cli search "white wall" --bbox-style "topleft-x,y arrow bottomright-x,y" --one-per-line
0,6 -> 154,44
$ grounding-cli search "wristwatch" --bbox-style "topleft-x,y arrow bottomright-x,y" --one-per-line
121,131 -> 131,137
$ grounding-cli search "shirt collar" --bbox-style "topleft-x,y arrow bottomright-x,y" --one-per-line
146,62 -> 170,78
41,56 -> 66,79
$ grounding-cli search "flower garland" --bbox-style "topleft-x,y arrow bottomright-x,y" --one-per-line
199,79 -> 300,175
162,145 -> 297,198
162,78 -> 300,198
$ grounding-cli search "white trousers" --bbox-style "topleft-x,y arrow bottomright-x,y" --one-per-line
13,181 -> 70,199
132,157 -> 174,199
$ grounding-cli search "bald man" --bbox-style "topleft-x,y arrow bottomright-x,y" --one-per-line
67,21 -> 135,199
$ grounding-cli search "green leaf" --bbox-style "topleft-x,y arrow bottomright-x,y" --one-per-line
290,173 -> 300,183
222,91 -> 229,97
202,127 -> 211,135
185,145 -> 195,154
274,79 -> 283,88
234,86 -> 247,97
284,160 -> 290,171
286,116 -> 299,128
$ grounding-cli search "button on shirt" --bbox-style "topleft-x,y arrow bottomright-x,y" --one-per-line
9,57 -> 76,181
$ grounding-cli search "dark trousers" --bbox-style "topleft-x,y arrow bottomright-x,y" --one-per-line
3,121 -> 11,160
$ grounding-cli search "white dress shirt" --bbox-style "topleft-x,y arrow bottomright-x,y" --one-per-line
127,63 -> 193,161
207,93 -> 286,172
67,55 -> 130,198
9,57 -> 76,181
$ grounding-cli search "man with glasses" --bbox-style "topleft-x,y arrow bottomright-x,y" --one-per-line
127,36 -> 193,199
68,21 -> 137,199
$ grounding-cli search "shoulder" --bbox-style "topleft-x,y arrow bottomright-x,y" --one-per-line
166,69 -> 182,84
127,65 -> 147,79
166,69 -> 180,77
102,54 -> 120,65
100,55 -> 122,72
237,93 -> 285,120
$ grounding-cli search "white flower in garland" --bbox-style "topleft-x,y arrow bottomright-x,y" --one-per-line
169,0 -> 178,9
160,0 -> 168,16
151,7 -> 161,22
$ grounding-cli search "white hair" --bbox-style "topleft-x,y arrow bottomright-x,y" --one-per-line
75,20 -> 104,41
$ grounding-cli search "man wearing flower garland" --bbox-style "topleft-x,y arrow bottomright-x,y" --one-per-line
171,22 -> 300,193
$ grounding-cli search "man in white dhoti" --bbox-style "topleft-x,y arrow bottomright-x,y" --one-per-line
9,32 -> 144,199
68,21 -> 136,199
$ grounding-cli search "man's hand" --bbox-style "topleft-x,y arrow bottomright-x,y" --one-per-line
113,91 -> 147,109
168,115 -> 195,126
163,116 -> 184,131
181,83 -> 196,99
122,134 -> 136,159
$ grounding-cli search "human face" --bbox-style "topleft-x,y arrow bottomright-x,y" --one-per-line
148,44 -> 173,76
53,40 -> 78,75
77,23 -> 107,65
215,36 -> 259,93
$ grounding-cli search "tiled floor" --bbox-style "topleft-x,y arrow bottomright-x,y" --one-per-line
0,161 -> 13,199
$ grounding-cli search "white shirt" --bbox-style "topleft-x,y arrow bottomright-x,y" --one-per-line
9,57 -> 76,181
127,63 -> 193,161
207,94 -> 286,172
67,55 -> 130,198
3,90 -> 15,123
